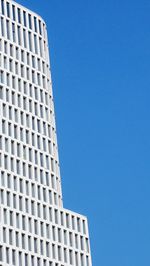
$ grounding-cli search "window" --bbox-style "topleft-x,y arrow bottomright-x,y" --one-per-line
12,250 -> 16,265
7,2 -> 10,17
12,5 -> 16,21
23,11 -> 26,26
28,14 -> 32,29
17,8 -> 21,23
1,0 -> 4,15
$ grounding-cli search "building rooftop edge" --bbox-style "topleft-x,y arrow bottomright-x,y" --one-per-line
10,0 -> 46,26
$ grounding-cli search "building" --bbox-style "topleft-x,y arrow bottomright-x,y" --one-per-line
0,0 -> 92,265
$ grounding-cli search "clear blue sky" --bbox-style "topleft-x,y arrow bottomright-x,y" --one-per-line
18,0 -> 150,265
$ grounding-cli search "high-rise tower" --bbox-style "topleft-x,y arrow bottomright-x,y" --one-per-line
0,0 -> 92,265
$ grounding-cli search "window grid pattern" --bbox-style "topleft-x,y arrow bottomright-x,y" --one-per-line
0,0 -> 92,266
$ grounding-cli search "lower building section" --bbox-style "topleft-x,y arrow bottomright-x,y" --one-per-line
0,203 -> 92,266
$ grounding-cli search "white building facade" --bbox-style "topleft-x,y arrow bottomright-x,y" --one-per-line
0,0 -> 92,265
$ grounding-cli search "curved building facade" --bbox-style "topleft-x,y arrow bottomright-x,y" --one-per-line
0,0 -> 92,265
